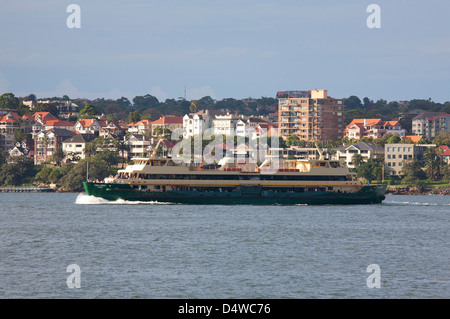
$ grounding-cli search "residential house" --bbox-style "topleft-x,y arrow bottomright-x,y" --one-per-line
148,138 -> 175,158
437,145 -> 450,165
8,141 -> 33,159
34,128 -> 76,165
0,112 -> 32,151
29,112 -> 59,137
43,119 -> 76,131
127,120 -> 152,136
151,116 -> 183,137
75,118 -> 104,135
183,110 -> 213,138
213,113 -> 239,136
100,121 -> 127,139
125,134 -> 152,158
411,112 -> 450,139
344,119 -> 406,140
334,142 -> 384,168
384,143 -> 436,175
61,133 -> 97,162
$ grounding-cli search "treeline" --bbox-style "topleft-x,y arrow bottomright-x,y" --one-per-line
3,92 -> 450,126
344,96 -> 450,126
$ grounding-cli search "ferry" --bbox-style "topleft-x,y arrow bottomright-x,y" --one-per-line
82,147 -> 386,205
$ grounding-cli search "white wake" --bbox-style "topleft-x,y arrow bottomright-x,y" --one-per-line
75,193 -> 173,205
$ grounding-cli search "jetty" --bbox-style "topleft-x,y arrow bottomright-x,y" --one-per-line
0,187 -> 55,193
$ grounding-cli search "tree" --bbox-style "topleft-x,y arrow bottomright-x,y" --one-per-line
344,96 -> 363,109
423,148 -> 441,181
127,111 -> 141,123
356,159 -> 382,183
285,134 -> 304,147
59,158 -> 109,191
79,104 -> 101,118
0,156 -> 36,186
52,147 -> 65,167
95,151 -> 118,173
433,132 -> 450,147
0,93 -> 20,109
189,100 -> 199,113
401,158 -> 427,180
84,142 -> 97,158
116,140 -> 129,168
352,153 -> 364,168
387,134 -> 401,144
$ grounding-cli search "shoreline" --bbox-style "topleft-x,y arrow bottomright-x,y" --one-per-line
385,185 -> 450,195
2,185 -> 449,196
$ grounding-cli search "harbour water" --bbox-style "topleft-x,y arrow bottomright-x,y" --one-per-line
0,193 -> 448,298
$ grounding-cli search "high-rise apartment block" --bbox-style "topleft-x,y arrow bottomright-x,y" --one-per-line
277,89 -> 344,142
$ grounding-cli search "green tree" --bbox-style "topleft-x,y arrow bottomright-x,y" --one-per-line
285,134 -> 301,147
401,158 -> 427,180
59,158 -> 109,191
387,134 -> 401,144
116,140 -> 129,168
352,153 -> 364,168
0,93 -> 20,109
52,147 -> 65,167
0,156 -> 36,186
79,104 -> 101,118
94,151 -> 118,173
127,110 -> 141,123
423,148 -> 441,181
344,95 -> 363,109
356,159 -> 382,183
189,100 -> 199,113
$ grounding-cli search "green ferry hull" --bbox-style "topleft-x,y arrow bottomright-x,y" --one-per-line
83,182 -> 386,205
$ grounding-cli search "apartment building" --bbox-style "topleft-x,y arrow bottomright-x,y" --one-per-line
277,89 -> 344,142
384,143 -> 436,175
412,112 -> 450,139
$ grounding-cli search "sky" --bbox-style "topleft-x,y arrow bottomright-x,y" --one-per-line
0,0 -> 449,103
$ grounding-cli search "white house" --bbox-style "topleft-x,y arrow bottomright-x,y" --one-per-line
125,134 -> 152,158
183,110 -> 213,138
62,133 -> 97,162
334,142 -> 384,168
212,113 -> 239,136
75,119 -> 104,134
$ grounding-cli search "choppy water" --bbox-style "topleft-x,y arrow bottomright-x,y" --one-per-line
0,193 -> 448,298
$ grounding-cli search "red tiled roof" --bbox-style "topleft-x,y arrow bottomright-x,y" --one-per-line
151,116 -> 183,124
77,119 -> 98,127
45,119 -> 75,127
347,119 -> 382,127
403,135 -> 423,143
437,145 -> 450,156
427,114 -> 450,121
0,112 -> 21,122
